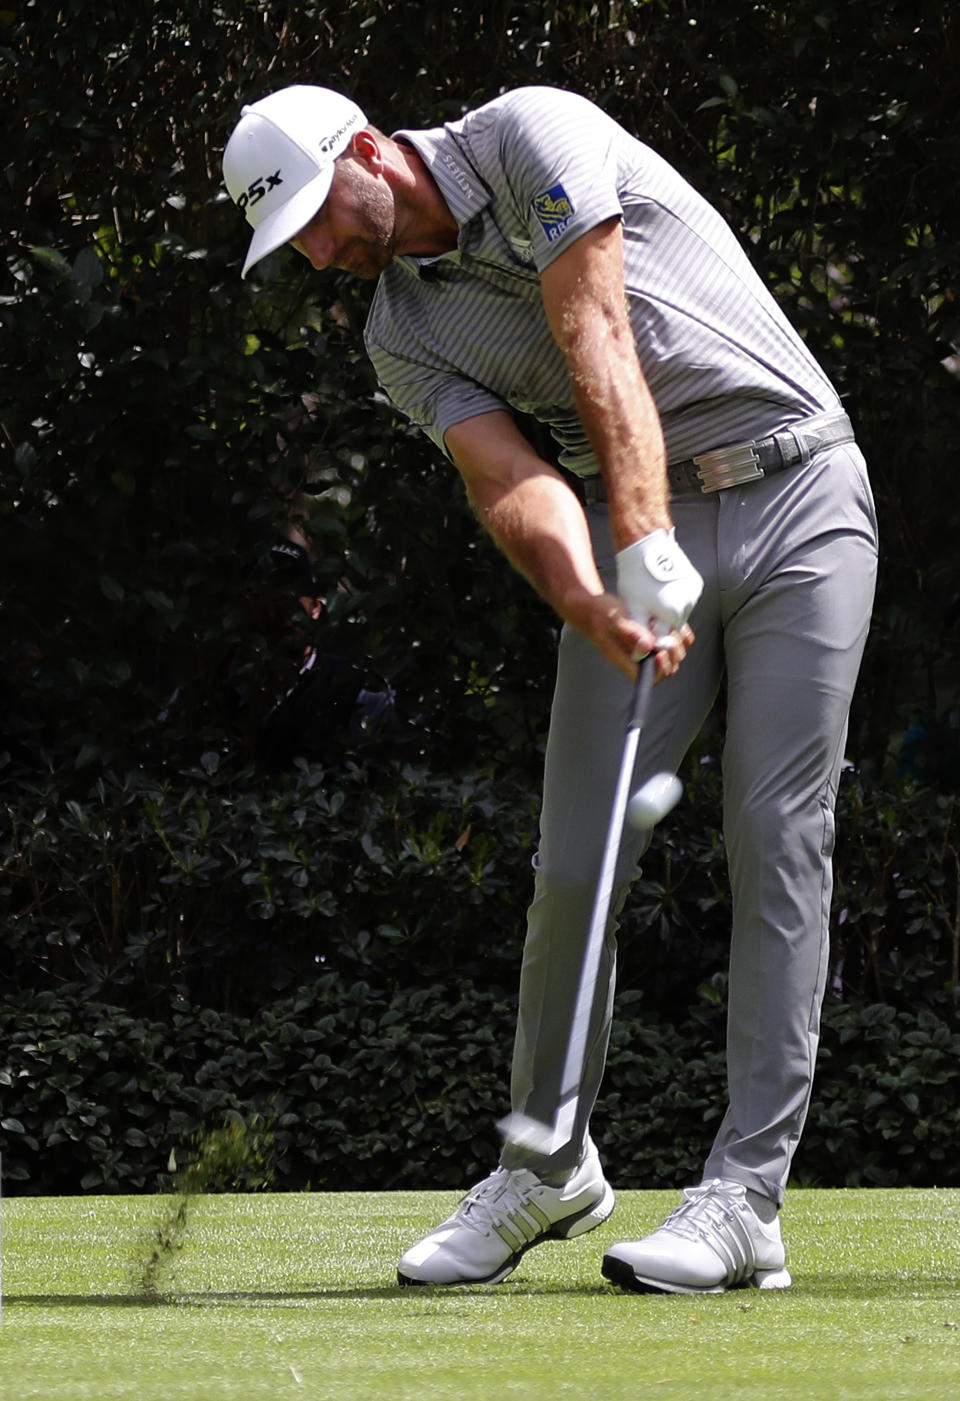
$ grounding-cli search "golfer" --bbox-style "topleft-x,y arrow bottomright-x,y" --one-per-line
223,84 -> 878,1294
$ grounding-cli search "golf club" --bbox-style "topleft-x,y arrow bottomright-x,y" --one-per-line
499,651 -> 680,1158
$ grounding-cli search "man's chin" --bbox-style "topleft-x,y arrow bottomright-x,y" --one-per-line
339,246 -> 394,279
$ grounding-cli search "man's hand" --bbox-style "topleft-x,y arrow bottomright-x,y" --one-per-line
568,590 -> 694,681
616,527 -> 703,644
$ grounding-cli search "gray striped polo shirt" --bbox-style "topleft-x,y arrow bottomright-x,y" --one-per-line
364,86 -> 840,475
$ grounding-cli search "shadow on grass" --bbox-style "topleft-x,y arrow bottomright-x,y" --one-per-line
5,1285 -> 607,1308
4,1289 -> 404,1307
6,1275 -> 959,1308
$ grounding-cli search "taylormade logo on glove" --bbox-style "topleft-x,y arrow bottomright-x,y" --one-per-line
616,528 -> 703,644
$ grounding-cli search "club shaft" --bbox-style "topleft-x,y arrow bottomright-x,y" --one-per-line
552,657 -> 655,1146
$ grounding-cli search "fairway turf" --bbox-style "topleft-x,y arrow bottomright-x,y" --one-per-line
1,1189 -> 959,1400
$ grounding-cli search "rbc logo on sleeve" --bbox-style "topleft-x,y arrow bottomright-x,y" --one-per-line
532,183 -> 575,242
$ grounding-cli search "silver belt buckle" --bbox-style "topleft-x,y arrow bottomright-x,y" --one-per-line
693,441 -> 765,493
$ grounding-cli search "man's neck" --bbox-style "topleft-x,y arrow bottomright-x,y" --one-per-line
390,138 -> 460,258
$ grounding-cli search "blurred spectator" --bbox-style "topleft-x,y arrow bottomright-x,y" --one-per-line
898,707 -> 960,792
248,539 -> 400,771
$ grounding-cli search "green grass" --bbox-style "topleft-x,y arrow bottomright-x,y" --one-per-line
2,1188 -> 959,1400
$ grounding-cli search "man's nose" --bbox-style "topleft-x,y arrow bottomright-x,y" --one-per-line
291,232 -> 331,271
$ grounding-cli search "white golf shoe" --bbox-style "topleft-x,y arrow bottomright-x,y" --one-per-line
397,1141 -> 615,1286
602,1179 -> 792,1294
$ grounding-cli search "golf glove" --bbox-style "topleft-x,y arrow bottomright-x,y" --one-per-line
616,527 -> 703,642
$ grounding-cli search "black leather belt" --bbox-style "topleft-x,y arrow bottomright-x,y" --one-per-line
580,412 -> 855,502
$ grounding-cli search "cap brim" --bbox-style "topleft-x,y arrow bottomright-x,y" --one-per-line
240,166 -> 335,278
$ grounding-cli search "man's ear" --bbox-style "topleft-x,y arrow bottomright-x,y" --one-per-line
348,128 -> 383,172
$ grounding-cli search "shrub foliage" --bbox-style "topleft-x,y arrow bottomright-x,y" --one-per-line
2,2 -> 959,1192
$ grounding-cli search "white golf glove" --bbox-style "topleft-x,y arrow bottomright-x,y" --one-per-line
616,527 -> 703,644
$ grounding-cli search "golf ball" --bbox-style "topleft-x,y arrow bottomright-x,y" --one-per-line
626,772 -> 682,829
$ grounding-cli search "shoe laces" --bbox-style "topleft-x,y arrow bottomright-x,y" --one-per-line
660,1179 -> 749,1247
452,1167 -> 545,1238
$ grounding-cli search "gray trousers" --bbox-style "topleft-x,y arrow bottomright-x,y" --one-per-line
501,440 -> 878,1206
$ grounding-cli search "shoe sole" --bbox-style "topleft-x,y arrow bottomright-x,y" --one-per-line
398,1181 -> 616,1287
601,1253 -> 792,1296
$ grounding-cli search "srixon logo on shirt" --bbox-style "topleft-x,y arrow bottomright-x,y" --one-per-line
235,170 -> 283,213
532,183 -> 575,242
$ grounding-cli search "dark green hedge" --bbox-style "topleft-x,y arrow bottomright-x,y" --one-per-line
3,749 -> 958,1194
4,748 -> 957,1016
2,976 -> 959,1196
0,978 -> 517,1195
3,2 -> 960,1198
5,1 -> 958,790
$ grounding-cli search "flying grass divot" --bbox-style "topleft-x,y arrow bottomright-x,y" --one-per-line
134,1117 -> 275,1300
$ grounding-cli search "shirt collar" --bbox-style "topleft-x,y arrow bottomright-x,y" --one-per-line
392,126 -> 491,232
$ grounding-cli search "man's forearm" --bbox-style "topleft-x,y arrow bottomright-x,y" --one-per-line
470,469 -> 663,677
540,217 -> 672,550
564,315 -> 670,548
447,410 -> 659,677
468,467 -> 605,620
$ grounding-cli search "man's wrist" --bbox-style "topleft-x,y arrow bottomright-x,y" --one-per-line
559,584 -> 610,631
607,501 -> 672,553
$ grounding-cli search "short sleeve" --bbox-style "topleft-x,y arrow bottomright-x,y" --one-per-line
365,336 -> 507,458
492,89 -> 625,270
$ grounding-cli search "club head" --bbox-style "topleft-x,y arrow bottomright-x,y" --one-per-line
496,1111 -> 558,1157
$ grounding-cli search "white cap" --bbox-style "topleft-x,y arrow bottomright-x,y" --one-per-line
222,85 -> 366,278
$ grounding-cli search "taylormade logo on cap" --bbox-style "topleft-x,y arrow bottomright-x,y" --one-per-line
222,85 -> 366,278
